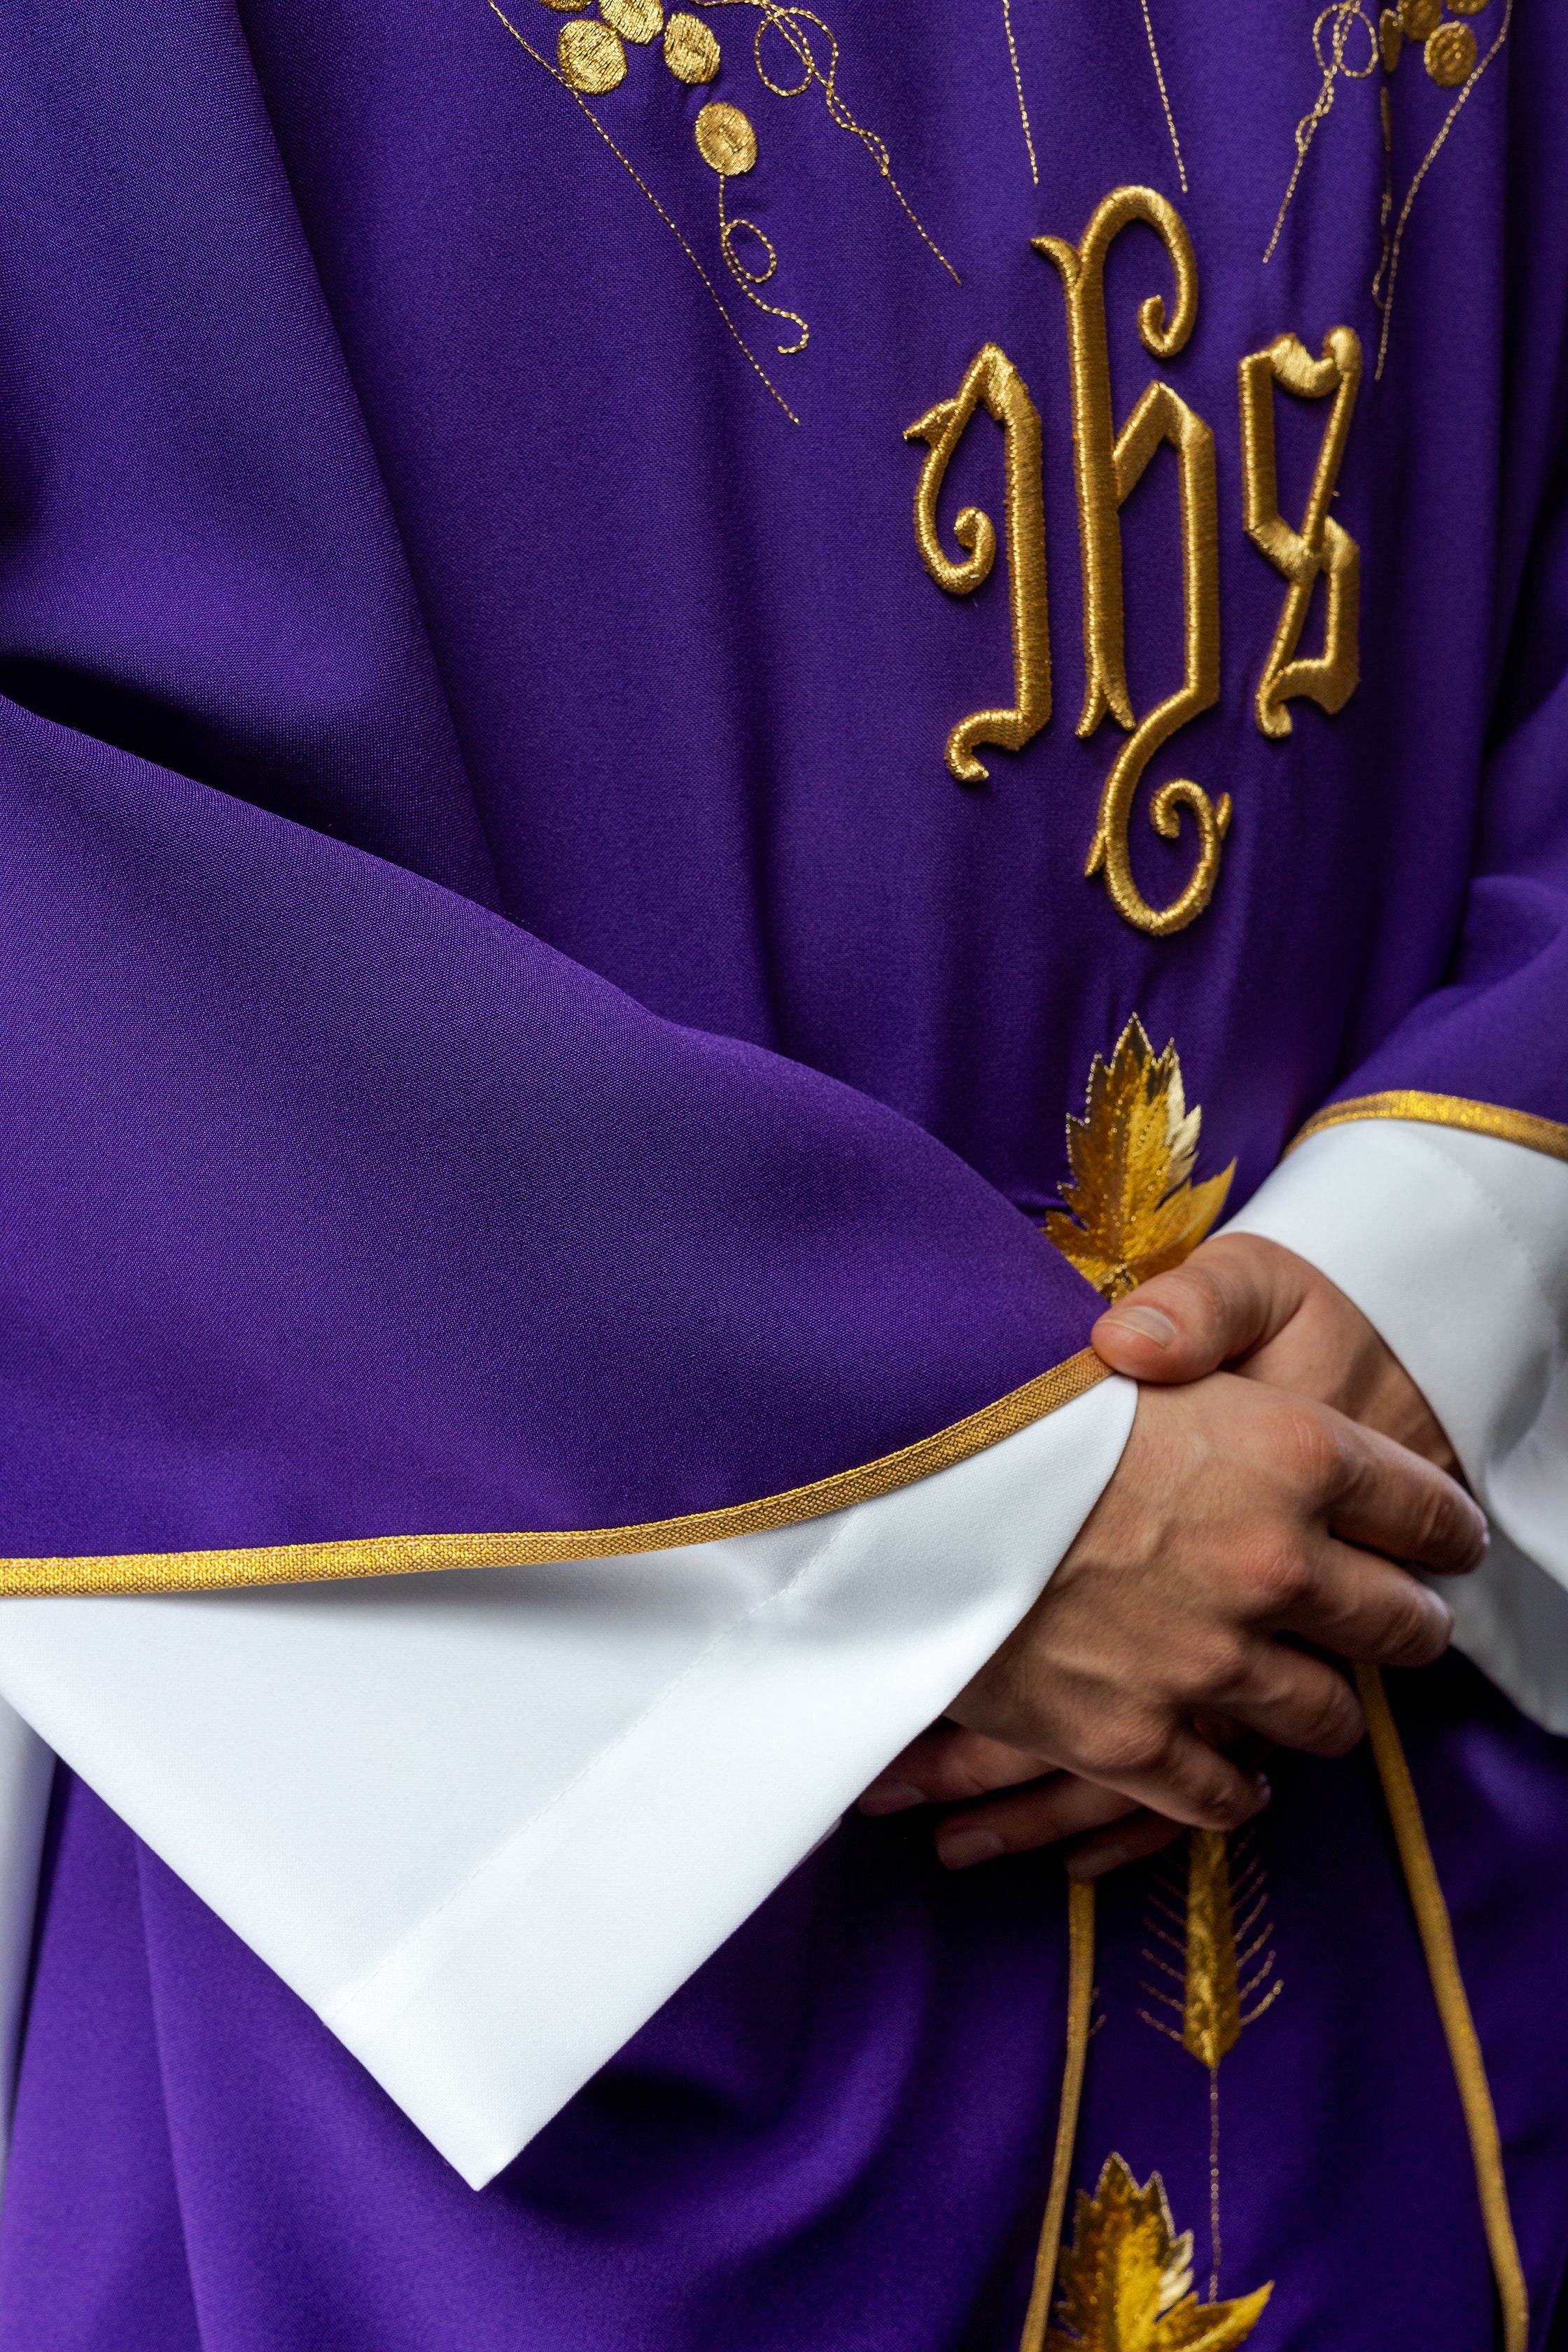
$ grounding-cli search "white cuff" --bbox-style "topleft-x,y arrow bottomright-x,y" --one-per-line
1224,1119 -> 1568,1730
0,1372 -> 1133,2185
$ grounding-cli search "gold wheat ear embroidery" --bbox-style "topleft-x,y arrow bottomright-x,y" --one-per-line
1138,1828 -> 1284,2303
1044,2155 -> 1272,2352
1043,1018 -> 1235,1302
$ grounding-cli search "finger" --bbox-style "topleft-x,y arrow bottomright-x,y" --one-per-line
1281,1536 -> 1456,1667
1315,1413 -> 1487,1576
1065,1809 -> 1188,1880
859,1722 -> 1051,1815
1061,1719 -> 1272,1836
935,1775 -> 1145,1869
1200,1641 -> 1365,1758
1091,1234 -> 1312,1385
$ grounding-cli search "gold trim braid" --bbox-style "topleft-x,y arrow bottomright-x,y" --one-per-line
1019,1876 -> 1096,2352
1292,1091 -> 1568,1163
0,1350 -> 1110,1601
1356,1664 -> 1530,2352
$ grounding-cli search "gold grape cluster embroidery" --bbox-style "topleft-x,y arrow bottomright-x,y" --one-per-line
908,188 -> 1363,936
1264,0 -> 1513,374
489,0 -> 955,421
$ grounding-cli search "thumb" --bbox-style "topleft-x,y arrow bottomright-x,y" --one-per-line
1091,1233 -> 1312,1383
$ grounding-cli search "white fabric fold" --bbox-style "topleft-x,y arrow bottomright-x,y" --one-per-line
0,1373 -> 1135,2185
1224,1119 -> 1568,1730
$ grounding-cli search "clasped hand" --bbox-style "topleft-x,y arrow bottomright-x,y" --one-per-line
858,1234 -> 1487,1877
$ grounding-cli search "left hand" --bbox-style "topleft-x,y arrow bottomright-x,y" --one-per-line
858,1233 -> 1464,1875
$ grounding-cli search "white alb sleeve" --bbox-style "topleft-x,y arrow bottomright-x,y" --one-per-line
0,1370 -> 1134,2188
1223,1119 -> 1568,1732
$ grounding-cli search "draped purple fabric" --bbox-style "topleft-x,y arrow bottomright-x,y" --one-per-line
6,1665 -> 1568,2351
3,0 -> 1568,2342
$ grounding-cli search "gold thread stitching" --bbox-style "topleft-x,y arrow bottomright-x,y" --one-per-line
688,1 -> 961,284
0,1352 -> 1109,1600
1264,4 -> 1380,267
1136,0 -> 1189,195
1035,190 -> 1226,936
1002,0 -> 1040,185
1019,1877 -> 1097,2352
1030,2150 -> 1273,2351
1371,0 -> 1513,378
1290,1091 -> 1568,1163
1355,1664 -> 1529,2352
488,1 -> 802,423
1238,327 -> 1363,739
906,343 -> 1052,784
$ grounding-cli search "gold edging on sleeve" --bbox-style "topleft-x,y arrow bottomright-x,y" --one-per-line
1355,1664 -> 1529,2352
1291,1090 -> 1568,1164
0,1349 -> 1110,1600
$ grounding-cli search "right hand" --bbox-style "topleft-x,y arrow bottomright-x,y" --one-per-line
860,1370 -> 1486,1869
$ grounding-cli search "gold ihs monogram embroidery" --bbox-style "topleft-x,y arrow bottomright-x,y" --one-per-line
905,187 -> 1364,941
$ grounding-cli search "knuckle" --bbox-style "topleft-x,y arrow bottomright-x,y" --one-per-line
1295,1680 -> 1357,1754
1238,1537 -> 1312,1616
1189,1776 -> 1256,1833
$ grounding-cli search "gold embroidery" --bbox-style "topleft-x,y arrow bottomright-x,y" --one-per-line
905,343 -> 1051,784
1238,328 -> 1362,740
1020,1878 -> 1097,2352
558,15 -> 629,88
0,1352 -> 1108,1600
1044,1018 -> 1234,1303
600,0 -> 664,41
1263,4 -> 1379,267
664,8 -> 720,76
1425,18 -> 1478,76
1137,0 -> 1189,196
696,100 -> 812,352
1039,2156 -> 1272,2352
1048,1016 -> 1231,1308
1001,0 -> 1040,184
1291,1088 -> 1568,1163
1138,1831 -> 1282,2302
1035,190 -> 1226,936
1372,0 -> 1513,377
687,2 -> 960,284
489,1 -> 802,422
1357,1665 -> 1529,2352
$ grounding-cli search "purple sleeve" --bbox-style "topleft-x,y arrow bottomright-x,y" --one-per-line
0,14 -> 1095,1561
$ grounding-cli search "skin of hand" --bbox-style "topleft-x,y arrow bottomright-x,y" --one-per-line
859,1235 -> 1482,1877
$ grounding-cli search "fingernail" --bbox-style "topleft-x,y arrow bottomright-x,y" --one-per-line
1252,1774 -> 1272,1810
938,1827 -> 1005,1870
1099,1303 -> 1177,1348
859,1782 -> 925,1817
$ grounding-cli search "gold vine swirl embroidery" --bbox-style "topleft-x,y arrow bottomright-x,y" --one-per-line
1238,327 -> 1362,738
1036,188 -> 1226,938
905,344 -> 1051,783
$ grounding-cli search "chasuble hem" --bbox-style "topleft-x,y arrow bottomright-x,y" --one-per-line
0,1349 -> 1109,1602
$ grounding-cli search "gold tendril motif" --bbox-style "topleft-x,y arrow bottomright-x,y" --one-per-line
1036,189 -> 1227,938
1371,0 -> 1514,377
1042,2156 -> 1272,2352
1238,327 -> 1362,737
500,0 -> 957,419
1042,1017 -> 1234,1303
699,102 -> 810,353
1263,3 -> 1379,267
689,1 -> 960,283
905,344 -> 1051,784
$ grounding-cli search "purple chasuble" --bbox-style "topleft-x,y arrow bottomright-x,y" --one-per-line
2,0 -> 1568,2342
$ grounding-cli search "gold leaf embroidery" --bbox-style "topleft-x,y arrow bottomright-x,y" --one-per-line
1044,2157 -> 1272,2352
1043,1018 -> 1235,1303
